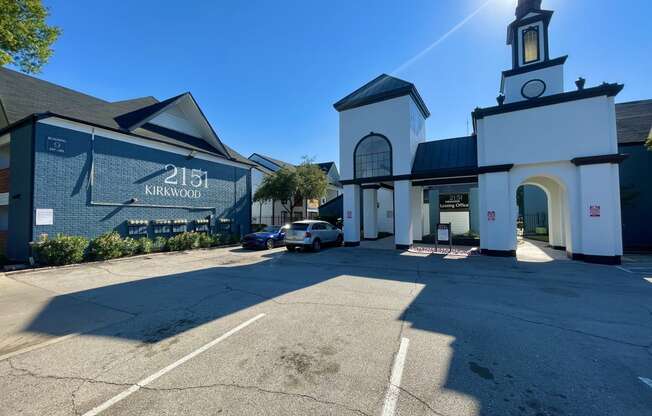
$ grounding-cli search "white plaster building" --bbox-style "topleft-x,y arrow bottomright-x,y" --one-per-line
334,0 -> 626,264
249,153 -> 343,225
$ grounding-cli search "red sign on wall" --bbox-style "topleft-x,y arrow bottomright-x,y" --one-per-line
589,205 -> 601,217
487,211 -> 496,221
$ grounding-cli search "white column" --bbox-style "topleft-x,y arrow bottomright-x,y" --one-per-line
343,184 -> 361,245
479,172 -> 515,255
362,187 -> 378,240
411,186 -> 423,242
394,180 -> 413,249
577,163 -> 623,262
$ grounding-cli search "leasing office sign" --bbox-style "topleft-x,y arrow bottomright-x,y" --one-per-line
439,193 -> 469,212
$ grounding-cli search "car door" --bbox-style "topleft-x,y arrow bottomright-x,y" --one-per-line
324,223 -> 338,242
312,223 -> 327,242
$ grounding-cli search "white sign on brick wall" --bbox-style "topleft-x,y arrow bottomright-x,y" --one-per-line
35,209 -> 54,226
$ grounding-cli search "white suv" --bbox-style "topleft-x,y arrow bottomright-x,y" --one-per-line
285,220 -> 343,252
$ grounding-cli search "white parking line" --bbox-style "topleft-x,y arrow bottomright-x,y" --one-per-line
640,377 -> 652,389
382,337 -> 410,416
82,313 -> 266,416
615,266 -> 634,274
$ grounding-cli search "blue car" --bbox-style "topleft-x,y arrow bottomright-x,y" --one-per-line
241,225 -> 289,250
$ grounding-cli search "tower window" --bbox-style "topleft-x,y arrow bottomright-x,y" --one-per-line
522,26 -> 540,64
354,134 -> 392,179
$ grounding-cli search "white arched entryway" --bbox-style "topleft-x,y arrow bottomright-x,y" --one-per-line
507,163 -> 579,258
514,175 -> 570,260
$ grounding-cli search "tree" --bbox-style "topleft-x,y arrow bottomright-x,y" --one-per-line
0,0 -> 61,73
253,157 -> 328,221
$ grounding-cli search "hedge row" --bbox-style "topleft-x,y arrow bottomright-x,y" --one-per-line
32,231 -> 240,266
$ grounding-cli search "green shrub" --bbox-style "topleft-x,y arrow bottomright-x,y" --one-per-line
0,254 -> 8,266
88,232 -> 125,261
153,236 -> 168,252
228,233 -> 241,244
136,237 -> 154,254
167,232 -> 200,251
122,237 -> 139,256
33,234 -> 88,266
196,233 -> 212,249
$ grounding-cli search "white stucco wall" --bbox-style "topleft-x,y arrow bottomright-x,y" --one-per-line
502,63 -> 564,104
339,95 -> 425,179
377,188 -> 394,234
250,167 -> 274,223
477,95 -> 618,166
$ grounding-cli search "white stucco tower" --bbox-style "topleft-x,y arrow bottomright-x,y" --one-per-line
474,0 -> 626,264
334,75 -> 429,247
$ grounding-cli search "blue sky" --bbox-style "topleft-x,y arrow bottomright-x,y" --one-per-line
26,0 -> 652,165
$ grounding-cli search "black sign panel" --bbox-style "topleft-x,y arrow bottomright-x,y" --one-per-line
439,193 -> 469,212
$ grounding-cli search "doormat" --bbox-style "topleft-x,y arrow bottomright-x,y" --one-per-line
408,246 -> 480,256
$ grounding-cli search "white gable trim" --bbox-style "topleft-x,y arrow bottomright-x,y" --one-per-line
38,117 -> 251,170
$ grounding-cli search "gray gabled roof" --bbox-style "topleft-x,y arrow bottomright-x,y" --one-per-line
616,99 -> 652,145
249,153 -> 295,170
412,136 -> 478,176
0,66 -> 251,165
333,74 -> 430,118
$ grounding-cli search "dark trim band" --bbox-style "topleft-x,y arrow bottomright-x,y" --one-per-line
341,165 -> 512,185
477,164 -> 514,174
395,244 -> 411,250
481,249 -> 517,257
571,154 -> 629,166
473,83 -> 624,120
363,237 -> 379,241
503,56 -> 567,77
412,176 -> 478,187
344,241 -> 360,247
361,184 -> 381,190
568,252 -> 621,265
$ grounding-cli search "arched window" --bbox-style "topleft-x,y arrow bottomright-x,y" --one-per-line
354,134 -> 392,179
522,26 -> 540,64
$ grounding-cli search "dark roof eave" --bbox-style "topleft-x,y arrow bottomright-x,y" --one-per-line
473,83 -> 624,120
333,86 -> 431,119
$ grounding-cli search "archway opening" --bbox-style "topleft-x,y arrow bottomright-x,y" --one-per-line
514,175 -> 570,262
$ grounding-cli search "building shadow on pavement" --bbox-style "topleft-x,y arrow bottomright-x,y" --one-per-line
19,246 -> 652,415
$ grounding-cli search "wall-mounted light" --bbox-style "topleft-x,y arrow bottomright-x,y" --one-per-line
130,197 -> 138,203
186,150 -> 197,160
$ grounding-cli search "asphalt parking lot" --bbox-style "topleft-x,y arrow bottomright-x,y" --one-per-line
1,244 -> 651,416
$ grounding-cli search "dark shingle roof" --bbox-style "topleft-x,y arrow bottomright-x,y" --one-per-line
317,162 -> 334,173
0,67 -> 252,165
412,136 -> 478,176
249,153 -> 295,170
333,74 -> 430,118
616,100 -> 652,144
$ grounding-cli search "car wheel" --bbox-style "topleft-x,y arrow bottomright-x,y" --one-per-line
312,239 -> 321,252
286,245 -> 296,252
335,235 -> 343,246
265,239 -> 274,250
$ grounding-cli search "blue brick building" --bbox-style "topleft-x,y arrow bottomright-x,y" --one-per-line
0,68 -> 253,261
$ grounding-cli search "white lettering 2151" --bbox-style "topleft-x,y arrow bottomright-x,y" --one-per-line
164,164 -> 209,188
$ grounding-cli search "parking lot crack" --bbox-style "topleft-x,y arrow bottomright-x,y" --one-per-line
140,382 -> 372,415
397,385 -> 449,416
6,358 -> 134,388
413,300 -> 651,349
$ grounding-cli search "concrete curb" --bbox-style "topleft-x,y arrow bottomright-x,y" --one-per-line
2,243 -> 242,276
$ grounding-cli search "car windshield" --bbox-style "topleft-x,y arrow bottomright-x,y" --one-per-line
262,226 -> 280,233
290,223 -> 309,231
